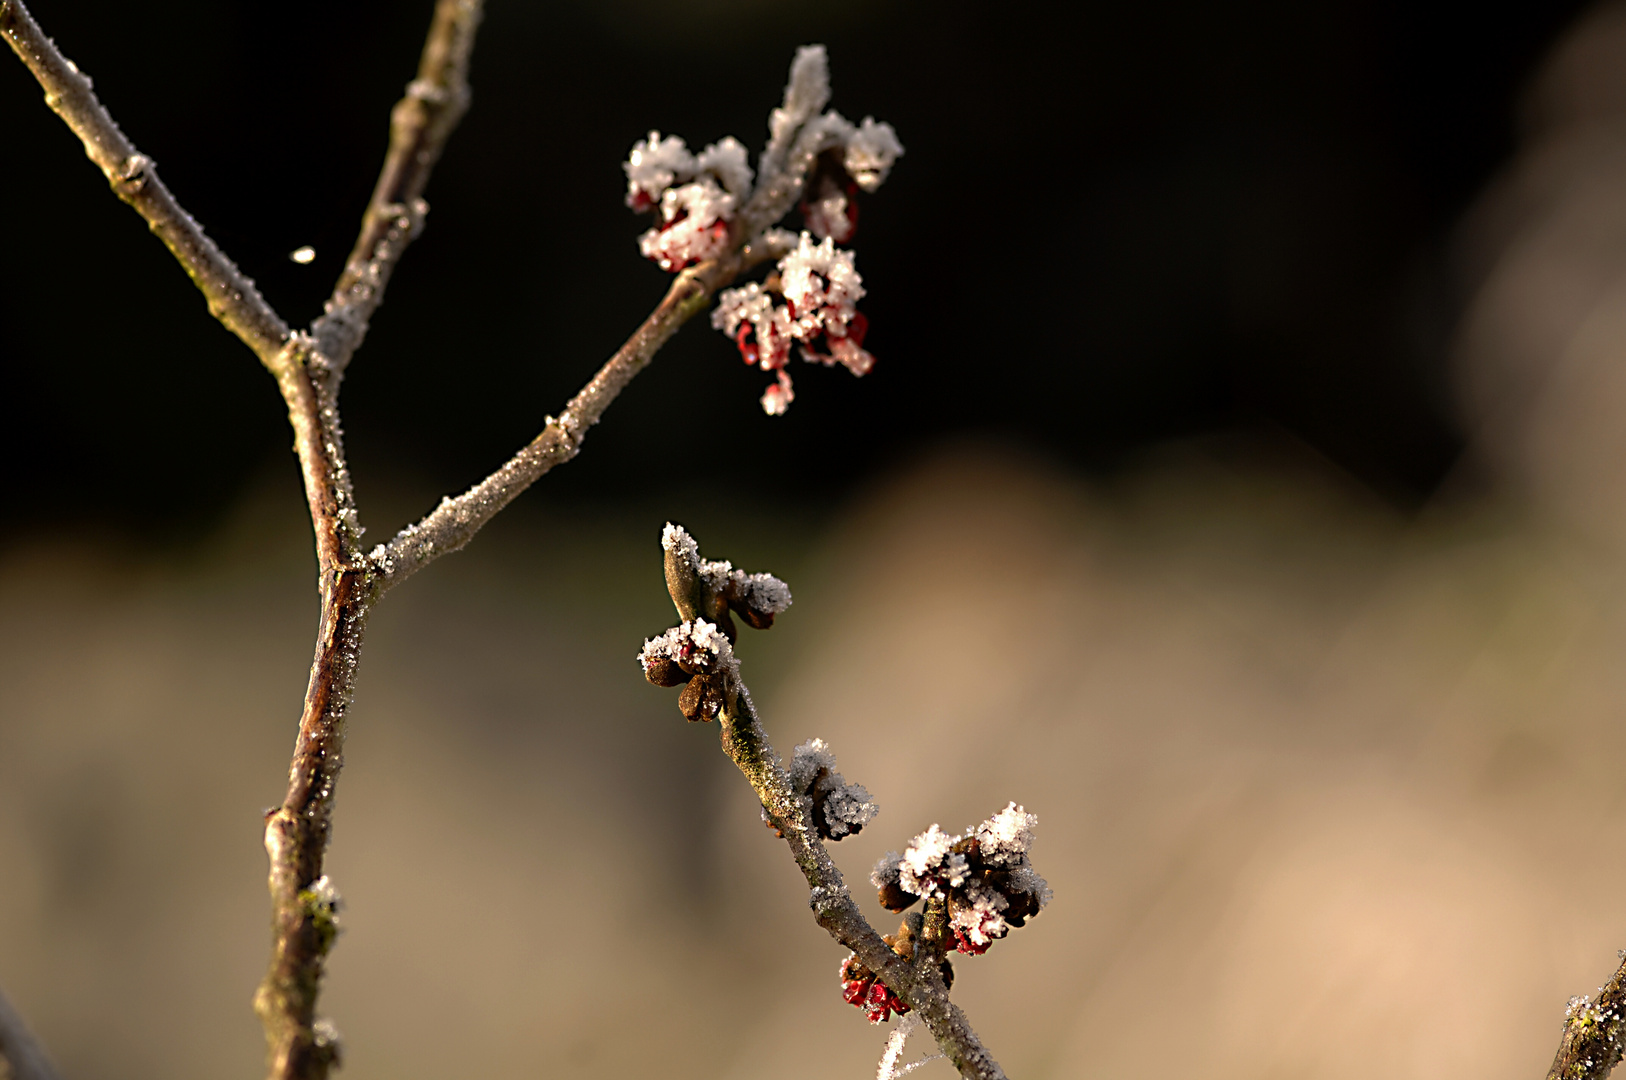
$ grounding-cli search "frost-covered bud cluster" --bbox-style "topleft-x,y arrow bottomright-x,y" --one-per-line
712,232 -> 875,415
872,803 -> 1051,955
625,133 -> 754,272
643,525 -> 792,720
664,522 -> 793,637
638,619 -> 736,721
788,738 -> 879,840
622,45 -> 901,414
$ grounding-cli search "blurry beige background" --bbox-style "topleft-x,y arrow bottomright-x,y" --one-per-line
17,5 -> 1626,1079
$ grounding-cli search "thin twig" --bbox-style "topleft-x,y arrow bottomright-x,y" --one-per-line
660,535 -> 1009,1080
0,984 -> 62,1080
311,0 -> 482,374
373,229 -> 794,590
1546,955 -> 1626,1080
0,0 -> 288,365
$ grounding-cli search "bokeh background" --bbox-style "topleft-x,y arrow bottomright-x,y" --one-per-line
7,0 -> 1626,1076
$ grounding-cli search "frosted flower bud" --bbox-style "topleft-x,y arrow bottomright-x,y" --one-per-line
696,136 -> 754,197
844,117 -> 905,193
972,802 -> 1039,867
872,852 -> 917,913
790,738 -> 879,840
947,879 -> 1010,955
779,231 -> 865,338
802,179 -> 857,243
624,130 -> 695,211
638,180 -> 735,272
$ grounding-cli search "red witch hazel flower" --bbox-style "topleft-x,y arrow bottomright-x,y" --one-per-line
620,45 -> 903,415
840,953 -> 910,1024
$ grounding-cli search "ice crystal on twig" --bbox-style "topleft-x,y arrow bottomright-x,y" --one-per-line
845,117 -> 905,193
877,1015 -> 943,1080
790,738 -> 879,840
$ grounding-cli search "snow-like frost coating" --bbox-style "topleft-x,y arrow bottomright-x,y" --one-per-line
637,619 -> 735,677
845,117 -> 905,192
790,737 -> 879,838
638,179 -> 735,271
898,824 -> 960,896
624,130 -> 695,209
822,781 -> 879,838
973,801 -> 1038,866
790,737 -> 840,792
697,136 -> 753,196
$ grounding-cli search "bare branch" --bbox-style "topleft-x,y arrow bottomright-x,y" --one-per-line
658,529 -> 1009,1080
311,0 -> 483,373
0,0 -> 289,365
373,229 -> 792,590
1547,955 -> 1626,1080
0,984 -> 62,1080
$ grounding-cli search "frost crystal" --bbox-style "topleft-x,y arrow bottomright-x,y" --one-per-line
780,232 -> 866,339
898,824 -> 961,896
624,131 -> 695,211
662,522 -> 794,625
696,136 -> 754,197
845,117 -> 905,193
789,737 -> 840,792
637,619 -> 735,678
768,46 -> 834,154
790,737 -> 879,840
973,802 -> 1039,866
638,179 -> 735,272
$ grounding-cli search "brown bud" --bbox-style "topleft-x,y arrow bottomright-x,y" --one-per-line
678,677 -> 706,721
1002,887 -> 1039,925
887,915 -> 920,962
739,605 -> 775,630
877,879 -> 918,913
644,657 -> 689,688
717,609 -> 739,643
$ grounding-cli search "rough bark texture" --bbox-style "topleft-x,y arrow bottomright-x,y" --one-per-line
1547,957 -> 1626,1080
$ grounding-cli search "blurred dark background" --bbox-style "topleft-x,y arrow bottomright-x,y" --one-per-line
0,0 -> 1591,541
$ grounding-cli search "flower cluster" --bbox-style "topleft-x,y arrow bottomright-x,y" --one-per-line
788,738 -> 879,840
712,232 -> 875,415
624,132 -> 753,271
621,45 -> 903,414
637,619 -> 737,722
872,804 -> 1051,955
